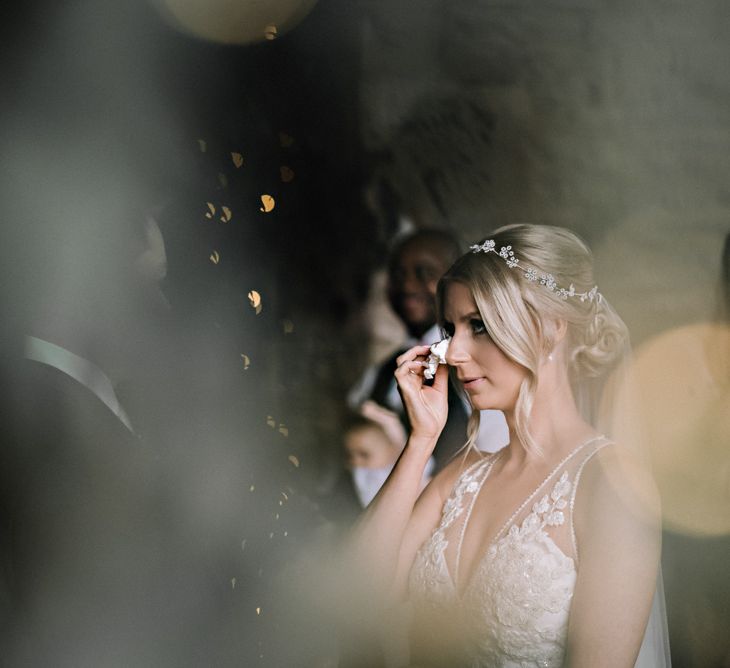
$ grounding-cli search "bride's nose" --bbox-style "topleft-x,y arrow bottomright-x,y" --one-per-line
445,334 -> 470,366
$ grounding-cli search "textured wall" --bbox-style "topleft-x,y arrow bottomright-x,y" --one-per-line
359,0 -> 730,344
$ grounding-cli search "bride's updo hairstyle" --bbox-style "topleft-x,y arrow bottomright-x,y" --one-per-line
437,223 -> 629,456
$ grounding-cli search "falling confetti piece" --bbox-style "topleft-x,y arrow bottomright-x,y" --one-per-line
220,206 -> 232,223
241,539 -> 247,552
231,152 -> 244,168
249,485 -> 255,492
264,25 -> 277,40
281,491 -> 289,501
197,139 -> 207,152
231,577 -> 237,590
204,202 -> 215,219
248,290 -> 262,309
288,455 -> 300,468
282,319 -> 294,334
266,416 -> 276,428
256,607 -> 261,615
284,531 -> 288,537
240,354 -> 251,370
280,166 -> 295,182
259,194 -> 275,213
279,500 -> 283,506
209,250 -> 220,265
279,132 -> 294,148
275,513 -> 279,520
269,532 -> 274,539
278,424 -> 288,437
218,172 -> 228,188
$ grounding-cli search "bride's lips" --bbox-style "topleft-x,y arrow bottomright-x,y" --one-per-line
461,377 -> 486,391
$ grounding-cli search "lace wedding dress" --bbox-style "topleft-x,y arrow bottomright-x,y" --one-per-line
408,436 -> 669,667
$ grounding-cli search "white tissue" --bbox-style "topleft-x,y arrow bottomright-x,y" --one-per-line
423,337 -> 450,380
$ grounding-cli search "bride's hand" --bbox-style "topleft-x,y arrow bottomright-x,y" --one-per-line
394,344 -> 449,444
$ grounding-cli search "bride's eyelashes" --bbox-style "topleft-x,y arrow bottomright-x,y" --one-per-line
469,319 -> 487,336
440,320 -> 489,337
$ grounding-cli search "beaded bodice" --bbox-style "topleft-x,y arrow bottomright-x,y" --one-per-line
409,437 -> 609,667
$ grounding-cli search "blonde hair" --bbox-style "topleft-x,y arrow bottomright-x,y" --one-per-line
437,224 -> 629,456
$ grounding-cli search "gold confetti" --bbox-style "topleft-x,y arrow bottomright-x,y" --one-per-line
209,250 -> 220,265
248,290 -> 262,310
259,194 -> 275,213
278,424 -> 288,437
231,152 -> 244,168
197,139 -> 207,152
217,172 -> 228,188
240,354 -> 251,370
256,607 -> 261,615
280,166 -> 295,182
282,319 -> 294,334
279,132 -> 294,148
288,454 -> 300,468
204,202 -> 216,219
231,577 -> 237,590
266,415 -> 276,428
220,206 -> 232,223
264,25 -> 277,40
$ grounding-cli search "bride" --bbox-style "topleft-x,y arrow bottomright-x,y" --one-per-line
349,224 -> 669,667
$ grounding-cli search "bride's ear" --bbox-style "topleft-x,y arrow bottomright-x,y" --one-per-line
554,318 -> 568,344
544,318 -> 568,359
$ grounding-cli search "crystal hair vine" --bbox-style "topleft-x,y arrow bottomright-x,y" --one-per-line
469,239 -> 602,303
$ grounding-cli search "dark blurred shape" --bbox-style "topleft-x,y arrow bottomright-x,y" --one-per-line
371,95 -> 496,229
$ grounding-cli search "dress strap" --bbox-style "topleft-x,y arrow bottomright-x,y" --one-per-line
569,439 -> 614,565
453,452 -> 501,586
489,435 -> 606,548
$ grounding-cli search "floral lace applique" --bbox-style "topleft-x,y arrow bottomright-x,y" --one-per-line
409,457 -> 494,607
463,470 -> 577,667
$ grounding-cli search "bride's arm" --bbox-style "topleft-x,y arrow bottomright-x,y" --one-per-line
565,446 -> 662,667
345,345 -> 453,600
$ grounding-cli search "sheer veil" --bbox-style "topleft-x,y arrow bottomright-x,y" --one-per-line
577,298 -> 672,668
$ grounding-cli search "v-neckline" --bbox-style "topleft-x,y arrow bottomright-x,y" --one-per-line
449,435 -> 604,597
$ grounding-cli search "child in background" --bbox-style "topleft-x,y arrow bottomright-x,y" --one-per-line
344,401 -> 434,508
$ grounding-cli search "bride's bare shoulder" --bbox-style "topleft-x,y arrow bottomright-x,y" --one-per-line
574,443 -> 661,532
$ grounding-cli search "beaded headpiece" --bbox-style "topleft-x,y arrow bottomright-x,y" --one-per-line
469,239 -> 601,303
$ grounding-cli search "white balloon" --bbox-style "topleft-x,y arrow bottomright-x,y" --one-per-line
151,0 -> 319,45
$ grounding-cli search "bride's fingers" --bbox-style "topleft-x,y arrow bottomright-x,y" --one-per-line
430,362 -> 449,392
395,345 -> 431,369
394,359 -> 427,380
